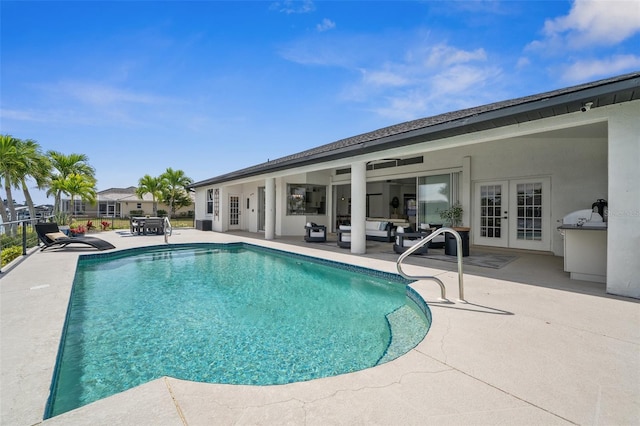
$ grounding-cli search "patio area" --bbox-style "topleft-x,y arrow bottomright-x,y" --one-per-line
1,228 -> 638,425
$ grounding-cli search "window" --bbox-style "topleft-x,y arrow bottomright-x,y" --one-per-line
418,174 -> 454,225
287,184 -> 326,215
207,189 -> 213,214
136,203 -> 142,209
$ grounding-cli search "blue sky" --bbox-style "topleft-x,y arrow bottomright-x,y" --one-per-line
2,0 -> 639,205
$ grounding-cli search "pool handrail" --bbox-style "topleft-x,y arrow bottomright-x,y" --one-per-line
396,227 -> 467,303
163,217 -> 173,243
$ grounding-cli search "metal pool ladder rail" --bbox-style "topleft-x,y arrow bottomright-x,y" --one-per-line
396,227 -> 466,303
163,217 -> 173,243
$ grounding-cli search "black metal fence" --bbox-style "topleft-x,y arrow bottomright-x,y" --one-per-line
0,216 -> 195,273
0,218 -> 42,273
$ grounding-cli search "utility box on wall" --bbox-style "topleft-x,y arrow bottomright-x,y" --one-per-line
196,220 -> 212,231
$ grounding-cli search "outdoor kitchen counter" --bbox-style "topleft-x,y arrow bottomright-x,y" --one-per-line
557,224 -> 608,230
558,225 -> 607,283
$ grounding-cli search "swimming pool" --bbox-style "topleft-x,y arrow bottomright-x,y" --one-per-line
46,243 -> 431,418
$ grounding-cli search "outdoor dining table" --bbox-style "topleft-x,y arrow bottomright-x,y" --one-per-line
130,216 -> 163,235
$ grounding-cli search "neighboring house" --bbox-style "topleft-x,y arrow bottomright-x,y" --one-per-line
61,187 -> 194,218
189,72 -> 640,298
1,201 -> 52,221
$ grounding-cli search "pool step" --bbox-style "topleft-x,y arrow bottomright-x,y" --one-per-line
377,304 -> 428,364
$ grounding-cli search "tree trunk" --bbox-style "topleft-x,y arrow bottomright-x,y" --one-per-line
21,179 -> 36,220
3,175 -> 18,236
0,193 -> 10,225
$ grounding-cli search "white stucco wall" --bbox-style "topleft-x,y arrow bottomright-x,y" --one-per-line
461,130 -> 608,255
607,101 -> 640,298
278,172 -> 332,236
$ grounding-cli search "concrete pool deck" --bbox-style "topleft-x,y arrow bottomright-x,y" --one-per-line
1,228 -> 638,425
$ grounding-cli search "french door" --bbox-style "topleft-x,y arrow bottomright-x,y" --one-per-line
228,195 -> 241,230
474,178 -> 550,251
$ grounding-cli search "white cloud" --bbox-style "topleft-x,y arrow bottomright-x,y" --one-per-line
4,81 -> 176,128
537,0 -> 640,50
430,65 -> 500,96
353,44 -> 502,121
516,56 -> 531,69
270,0 -> 315,14
42,81 -> 166,107
0,109 -> 42,122
560,54 -> 640,83
281,31 -> 503,121
361,68 -> 410,87
424,45 -> 487,68
316,18 -> 335,32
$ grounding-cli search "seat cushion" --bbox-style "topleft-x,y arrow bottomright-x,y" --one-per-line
402,238 -> 423,247
46,232 -> 68,241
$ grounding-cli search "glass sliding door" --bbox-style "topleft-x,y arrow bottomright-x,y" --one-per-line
418,174 -> 451,227
258,187 -> 265,231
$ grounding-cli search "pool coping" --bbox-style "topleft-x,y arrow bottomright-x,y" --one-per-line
2,229 -> 639,425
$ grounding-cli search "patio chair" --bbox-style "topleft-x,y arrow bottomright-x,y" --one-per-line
393,226 -> 430,255
337,225 -> 351,248
35,222 -> 116,252
304,223 -> 326,242
130,217 -> 143,235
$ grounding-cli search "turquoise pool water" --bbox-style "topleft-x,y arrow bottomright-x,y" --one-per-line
46,243 -> 430,417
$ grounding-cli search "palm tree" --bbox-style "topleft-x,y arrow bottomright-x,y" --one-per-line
0,135 -> 20,232
47,151 -> 95,213
0,176 -> 9,227
160,168 -> 193,217
60,173 -> 97,218
136,175 -> 166,216
14,139 -> 51,220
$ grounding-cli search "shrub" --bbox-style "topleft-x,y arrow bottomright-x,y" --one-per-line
157,209 -> 167,217
0,233 -> 21,247
1,246 -> 22,266
439,204 -> 464,227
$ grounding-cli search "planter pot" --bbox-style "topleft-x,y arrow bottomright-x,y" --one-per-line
444,227 -> 470,257
58,225 -> 70,236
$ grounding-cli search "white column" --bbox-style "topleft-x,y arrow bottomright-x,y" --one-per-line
265,177 -> 275,240
351,161 -> 367,254
462,156 -> 471,228
607,101 -> 640,298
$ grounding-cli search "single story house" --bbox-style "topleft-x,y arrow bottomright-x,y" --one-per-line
189,72 -> 640,299
61,187 -> 195,218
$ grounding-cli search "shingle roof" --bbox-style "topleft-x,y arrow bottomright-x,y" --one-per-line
190,71 -> 640,189
96,187 -> 155,202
